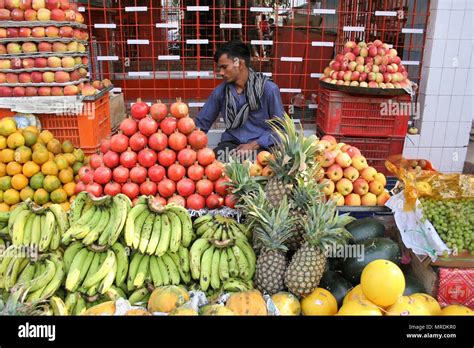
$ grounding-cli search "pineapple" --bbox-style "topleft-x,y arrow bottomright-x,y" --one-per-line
225,159 -> 263,203
243,191 -> 296,295
285,197 -> 355,298
0,285 -> 48,316
265,114 -> 322,208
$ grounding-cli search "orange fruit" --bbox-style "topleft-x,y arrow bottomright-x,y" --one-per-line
3,189 -> 20,205
0,202 -> 9,211
7,132 -> 25,149
0,148 -> 15,163
58,168 -> 73,184
32,148 -> 49,165
11,174 -> 28,190
63,182 -> 76,197
20,186 -> 34,202
6,161 -> 22,176
0,163 -> 5,176
41,161 -> 59,176
22,161 -> 40,177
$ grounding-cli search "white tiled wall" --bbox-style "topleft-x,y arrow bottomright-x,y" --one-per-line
404,0 -> 472,173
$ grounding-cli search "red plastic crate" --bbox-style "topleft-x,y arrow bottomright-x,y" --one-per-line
318,128 -> 405,175
0,94 -> 110,153
317,88 -> 411,137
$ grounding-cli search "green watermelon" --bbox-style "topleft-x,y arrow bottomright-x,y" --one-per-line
346,217 -> 385,244
319,271 -> 353,307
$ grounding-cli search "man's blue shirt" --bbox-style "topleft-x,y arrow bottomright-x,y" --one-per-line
195,80 -> 285,149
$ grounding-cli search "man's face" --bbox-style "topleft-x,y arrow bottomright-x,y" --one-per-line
216,54 -> 241,83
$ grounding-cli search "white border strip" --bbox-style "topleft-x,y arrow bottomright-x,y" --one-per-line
111,87 -> 122,93
280,88 -> 302,93
310,73 -> 323,78
311,41 -> 334,47
281,57 -> 303,62
219,23 -> 242,29
402,28 -> 424,34
97,56 -> 118,61
78,6 -> 85,12
343,26 -> 365,32
251,40 -> 273,45
250,7 -> 273,13
125,6 -> 147,12
127,39 -> 149,45
375,11 -> 397,16
187,6 -> 209,11
401,60 -> 420,65
128,71 -> 151,77
262,72 -> 272,77
313,9 -> 336,14
94,24 -> 116,29
156,23 -> 179,29
186,71 -> 211,77
158,55 -> 180,61
186,39 -> 209,44
308,104 -> 318,109
189,102 -> 205,108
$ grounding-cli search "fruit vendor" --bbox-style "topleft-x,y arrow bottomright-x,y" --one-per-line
196,40 -> 285,161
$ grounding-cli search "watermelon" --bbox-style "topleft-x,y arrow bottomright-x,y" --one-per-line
346,217 -> 385,244
341,237 -> 401,285
319,271 -> 353,307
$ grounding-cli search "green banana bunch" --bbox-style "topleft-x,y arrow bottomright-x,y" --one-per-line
65,292 -> 87,315
193,214 -> 251,243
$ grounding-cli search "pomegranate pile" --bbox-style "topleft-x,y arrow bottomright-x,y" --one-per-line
77,98 -> 236,210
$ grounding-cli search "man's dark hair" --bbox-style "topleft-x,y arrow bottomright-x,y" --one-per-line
269,18 -> 274,23
214,40 -> 251,68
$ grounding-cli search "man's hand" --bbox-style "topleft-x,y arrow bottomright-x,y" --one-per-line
235,141 -> 260,155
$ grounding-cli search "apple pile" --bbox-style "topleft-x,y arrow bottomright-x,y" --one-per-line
77,99 -> 236,211
0,0 -> 91,97
320,39 -> 411,89
316,135 -> 390,206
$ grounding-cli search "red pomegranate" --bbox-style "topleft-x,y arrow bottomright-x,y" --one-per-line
122,182 -> 140,199
148,132 -> 168,152
176,177 -> 195,197
224,194 -> 237,208
157,178 -> 176,198
168,132 -> 187,152
119,118 -> 138,136
79,166 -> 94,184
130,99 -> 149,120
157,149 -> 176,167
93,166 -> 112,185
148,165 -> 166,182
112,166 -> 130,184
167,163 -> 186,182
75,181 -> 87,194
137,148 -> 157,168
129,132 -> 148,152
130,165 -> 148,184
160,117 -> 177,135
150,101 -> 168,121
140,179 -> 157,196
138,117 -> 159,137
214,176 -> 231,196
205,162 -> 223,181
167,195 -> 186,207
104,182 -> 122,196
110,133 -> 129,153
187,163 -> 204,181
186,194 -> 205,210
120,149 -> 138,169
196,179 -> 214,196
177,148 -> 197,167
86,182 -> 103,197
188,130 -> 208,150
89,154 -> 103,169
103,151 -> 120,168
197,148 -> 215,166
152,196 -> 167,206
100,139 -> 110,153
170,99 -> 189,119
206,194 -> 224,209
177,117 -> 195,135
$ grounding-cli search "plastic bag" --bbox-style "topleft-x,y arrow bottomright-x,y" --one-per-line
13,113 -> 41,130
386,155 -> 474,211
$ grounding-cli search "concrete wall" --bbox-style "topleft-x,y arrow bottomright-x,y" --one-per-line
403,0 -> 473,172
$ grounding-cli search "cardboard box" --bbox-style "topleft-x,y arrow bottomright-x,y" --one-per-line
109,93 -> 126,131
438,268 -> 474,309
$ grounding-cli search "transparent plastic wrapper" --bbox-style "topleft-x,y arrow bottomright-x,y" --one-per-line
386,155 -> 474,211
12,113 -> 41,130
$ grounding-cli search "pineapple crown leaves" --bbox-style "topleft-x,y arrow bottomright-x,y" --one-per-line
2,285 -> 48,316
240,187 -> 296,252
302,197 -> 355,250
224,158 -> 264,199
267,114 -> 321,181
291,175 -> 326,207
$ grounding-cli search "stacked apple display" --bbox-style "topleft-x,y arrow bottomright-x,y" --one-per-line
320,39 -> 411,89
317,135 -> 391,206
0,0 -> 95,97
